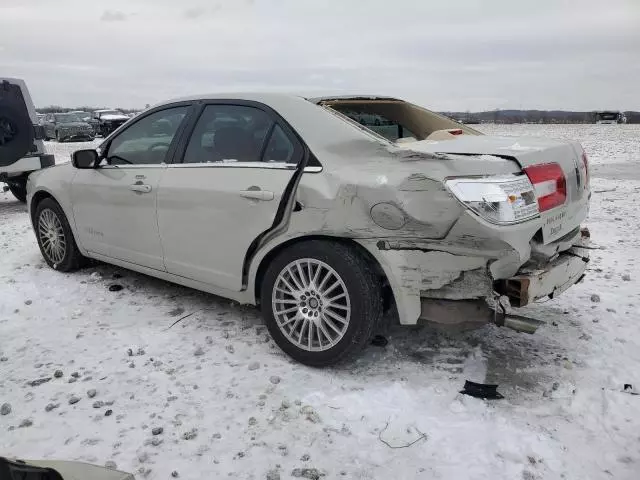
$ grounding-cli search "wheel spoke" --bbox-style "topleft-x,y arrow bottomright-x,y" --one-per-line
324,308 -> 348,325
322,279 -> 341,297
327,302 -> 349,311
307,322 -> 314,350
287,267 -> 305,292
274,297 -> 298,304
275,305 -> 298,315
322,314 -> 342,337
295,261 -> 309,289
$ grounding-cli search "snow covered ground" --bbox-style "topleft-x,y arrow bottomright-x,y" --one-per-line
1,125 -> 639,480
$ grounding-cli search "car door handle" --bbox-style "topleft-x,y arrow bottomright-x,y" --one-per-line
239,189 -> 274,201
130,184 -> 152,193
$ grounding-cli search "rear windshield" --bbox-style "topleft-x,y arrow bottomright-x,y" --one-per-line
320,100 -> 479,143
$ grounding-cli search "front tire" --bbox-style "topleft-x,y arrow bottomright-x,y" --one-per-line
34,198 -> 86,271
261,240 -> 382,367
8,180 -> 27,203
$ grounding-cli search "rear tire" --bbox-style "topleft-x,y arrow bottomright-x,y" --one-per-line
8,180 -> 27,203
34,198 -> 86,271
261,240 -> 382,367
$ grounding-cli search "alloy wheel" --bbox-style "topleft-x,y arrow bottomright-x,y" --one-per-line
38,208 -> 67,264
272,258 -> 351,352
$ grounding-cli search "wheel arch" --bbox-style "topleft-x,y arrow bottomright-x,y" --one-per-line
29,188 -> 86,255
252,234 -> 395,313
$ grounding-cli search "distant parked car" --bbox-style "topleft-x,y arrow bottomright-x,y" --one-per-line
70,110 -> 99,132
26,93 -> 591,366
92,109 -> 129,137
42,112 -> 95,142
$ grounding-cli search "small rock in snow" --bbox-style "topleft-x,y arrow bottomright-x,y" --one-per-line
266,470 -> 281,480
27,377 -> 52,387
0,357 -> 7,362
105,461 -> 117,470
1,403 -> 12,415
171,471 -> 179,478
137,347 -> 145,356
105,409 -> 113,416
69,396 -> 80,405
151,437 -> 163,447
248,361 -> 261,371
182,428 -> 198,440
68,378 -> 77,384
87,389 -> 97,398
54,370 -> 63,378
269,376 -> 281,385
622,274 -> 631,281
127,348 -> 134,357
71,372 -> 80,378
301,454 -> 311,462
225,345 -> 235,354
19,418 -> 33,428
45,403 -> 60,412
212,433 -> 222,439
151,427 -> 163,435
248,417 -> 258,426
92,400 -> 104,408
138,452 -> 149,463
291,468 -> 325,479
194,347 -> 205,356
24,300 -> 32,305
590,294 -> 601,303
129,362 -> 135,368
300,406 -> 321,424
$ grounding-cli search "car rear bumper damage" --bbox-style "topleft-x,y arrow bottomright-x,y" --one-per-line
494,228 -> 590,307
356,227 -> 590,331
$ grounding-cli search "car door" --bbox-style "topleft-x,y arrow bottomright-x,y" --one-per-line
71,104 -> 191,270
157,102 -> 303,291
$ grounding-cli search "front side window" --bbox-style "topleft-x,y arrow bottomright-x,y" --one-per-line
106,106 -> 188,165
182,105 -> 275,164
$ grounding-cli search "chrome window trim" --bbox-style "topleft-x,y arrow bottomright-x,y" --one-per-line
165,162 -> 322,172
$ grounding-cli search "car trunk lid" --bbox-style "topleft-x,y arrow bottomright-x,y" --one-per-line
398,135 -> 590,244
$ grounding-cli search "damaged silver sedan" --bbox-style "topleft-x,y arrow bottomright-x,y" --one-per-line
26,94 -> 591,366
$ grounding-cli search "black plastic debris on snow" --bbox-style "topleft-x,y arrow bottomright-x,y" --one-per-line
108,284 -> 123,292
623,384 -> 638,395
460,380 -> 504,400
371,335 -> 388,347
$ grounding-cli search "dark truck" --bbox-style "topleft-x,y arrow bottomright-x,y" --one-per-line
0,78 -> 54,202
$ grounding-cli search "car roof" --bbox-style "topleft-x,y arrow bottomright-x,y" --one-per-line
152,93 -> 392,167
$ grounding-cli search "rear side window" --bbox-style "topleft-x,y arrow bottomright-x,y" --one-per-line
183,105 -> 274,164
263,125 -> 295,163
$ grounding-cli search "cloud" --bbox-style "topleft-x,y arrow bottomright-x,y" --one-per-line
1,0 -> 637,110
100,10 -> 128,22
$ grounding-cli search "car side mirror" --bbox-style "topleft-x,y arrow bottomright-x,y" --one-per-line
72,149 -> 99,169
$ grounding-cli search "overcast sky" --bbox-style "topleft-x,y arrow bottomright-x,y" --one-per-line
1,0 -> 638,111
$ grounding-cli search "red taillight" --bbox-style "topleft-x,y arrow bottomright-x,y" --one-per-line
524,163 -> 567,212
449,129 -> 464,135
581,152 -> 589,186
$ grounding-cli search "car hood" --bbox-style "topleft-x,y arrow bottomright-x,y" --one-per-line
100,114 -> 129,121
396,135 -> 573,167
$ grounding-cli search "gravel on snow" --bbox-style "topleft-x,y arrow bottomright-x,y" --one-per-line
1,128 -> 639,479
